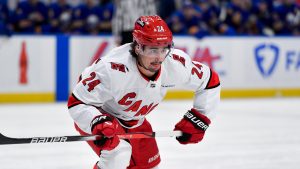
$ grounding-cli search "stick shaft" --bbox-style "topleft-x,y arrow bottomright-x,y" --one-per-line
0,131 -> 182,145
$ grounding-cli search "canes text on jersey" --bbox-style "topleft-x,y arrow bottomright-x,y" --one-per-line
118,92 -> 158,116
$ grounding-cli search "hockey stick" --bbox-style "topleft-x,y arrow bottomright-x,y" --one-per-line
0,131 -> 182,145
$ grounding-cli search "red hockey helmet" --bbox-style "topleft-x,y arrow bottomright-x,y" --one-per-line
132,15 -> 173,47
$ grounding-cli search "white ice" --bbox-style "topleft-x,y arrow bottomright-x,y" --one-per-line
0,98 -> 300,169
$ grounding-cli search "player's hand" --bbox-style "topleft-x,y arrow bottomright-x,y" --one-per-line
91,114 -> 120,150
174,108 -> 211,144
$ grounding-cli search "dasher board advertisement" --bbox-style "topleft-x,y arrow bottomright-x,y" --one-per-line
0,36 -> 56,102
69,36 -> 300,98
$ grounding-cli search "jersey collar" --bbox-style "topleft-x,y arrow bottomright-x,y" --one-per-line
137,64 -> 162,82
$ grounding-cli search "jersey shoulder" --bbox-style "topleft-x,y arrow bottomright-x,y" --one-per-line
162,49 -> 192,83
164,48 -> 192,72
95,44 -> 134,75
100,44 -> 130,63
76,44 -> 136,101
90,44 -> 138,89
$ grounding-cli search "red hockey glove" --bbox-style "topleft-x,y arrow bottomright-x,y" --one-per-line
91,115 -> 120,151
174,108 -> 211,144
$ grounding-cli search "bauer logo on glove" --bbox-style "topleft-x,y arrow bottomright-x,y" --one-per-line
184,111 -> 209,131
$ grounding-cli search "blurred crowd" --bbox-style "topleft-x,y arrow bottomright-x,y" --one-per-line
0,0 -> 114,35
0,0 -> 300,37
166,0 -> 300,37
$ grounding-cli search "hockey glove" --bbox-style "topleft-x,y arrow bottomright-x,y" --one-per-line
174,108 -> 211,144
91,114 -> 120,151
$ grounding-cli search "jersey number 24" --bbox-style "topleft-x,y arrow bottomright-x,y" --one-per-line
82,72 -> 101,92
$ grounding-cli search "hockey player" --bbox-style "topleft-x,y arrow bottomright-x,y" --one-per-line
68,15 -> 220,169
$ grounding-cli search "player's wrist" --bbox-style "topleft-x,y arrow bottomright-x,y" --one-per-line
90,114 -> 118,138
90,115 -> 113,132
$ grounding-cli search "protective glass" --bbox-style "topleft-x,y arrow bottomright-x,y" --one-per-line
141,45 -> 173,58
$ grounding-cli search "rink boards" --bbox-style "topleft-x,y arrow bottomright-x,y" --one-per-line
0,35 -> 300,102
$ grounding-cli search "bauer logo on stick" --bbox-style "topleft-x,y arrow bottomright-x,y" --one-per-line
31,137 -> 68,143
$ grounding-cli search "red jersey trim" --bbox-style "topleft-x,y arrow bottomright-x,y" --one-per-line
137,65 -> 161,82
68,93 -> 85,109
205,69 -> 220,89
154,67 -> 161,81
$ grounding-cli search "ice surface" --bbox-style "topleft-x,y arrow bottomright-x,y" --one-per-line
0,98 -> 300,169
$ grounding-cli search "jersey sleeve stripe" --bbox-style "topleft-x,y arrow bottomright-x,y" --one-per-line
205,69 -> 220,89
68,93 -> 85,109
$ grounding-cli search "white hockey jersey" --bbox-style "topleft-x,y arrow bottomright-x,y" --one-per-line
68,43 -> 220,134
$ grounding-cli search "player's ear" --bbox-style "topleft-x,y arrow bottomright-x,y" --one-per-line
135,44 -> 141,54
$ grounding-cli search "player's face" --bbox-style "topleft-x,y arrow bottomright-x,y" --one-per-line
138,45 -> 170,73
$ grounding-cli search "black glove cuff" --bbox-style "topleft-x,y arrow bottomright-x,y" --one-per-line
176,133 -> 192,142
90,115 -> 112,132
183,110 -> 209,131
94,137 -> 108,146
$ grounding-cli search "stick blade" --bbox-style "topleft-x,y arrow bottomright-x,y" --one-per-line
0,133 -> 15,145
0,133 -> 10,145
0,133 -> 32,145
